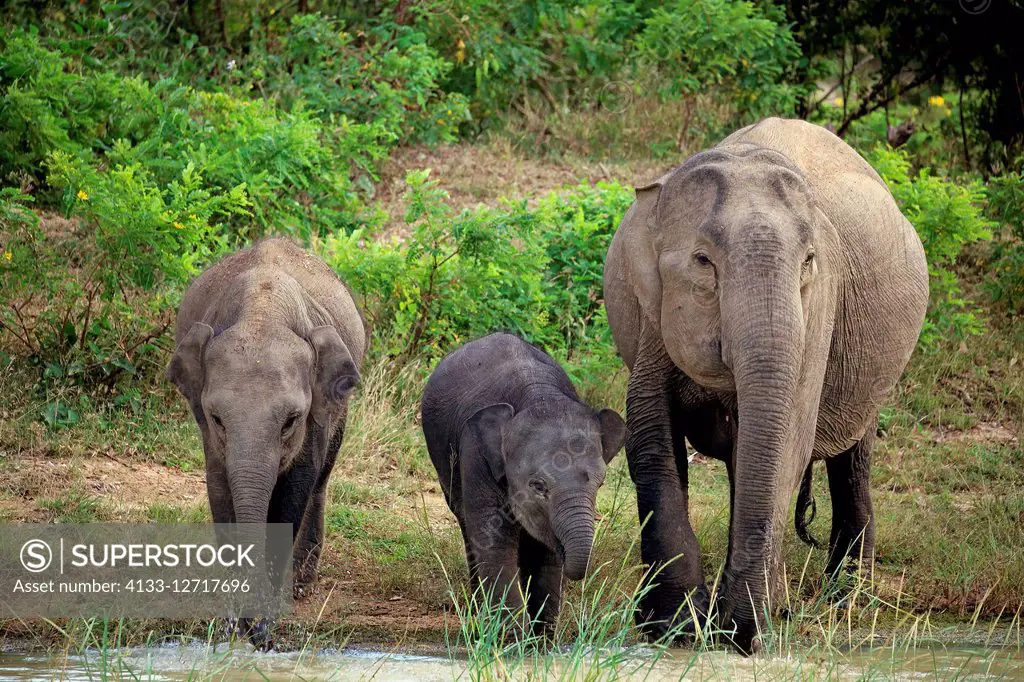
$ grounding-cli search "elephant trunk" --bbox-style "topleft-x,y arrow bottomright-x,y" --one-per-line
226,439 -> 278,525
224,438 -> 286,645
552,491 -> 597,581
720,258 -> 806,654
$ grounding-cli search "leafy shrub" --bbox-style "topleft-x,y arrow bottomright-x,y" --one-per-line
811,94 -> 963,165
637,0 -> 804,119
0,29 -> 165,183
214,15 -> 471,147
0,31 -> 375,238
869,146 -> 994,349
327,170 -> 550,361
535,182 -> 633,357
414,0 -> 803,135
0,158 -> 246,391
325,173 -> 632,379
984,171 -> 1024,314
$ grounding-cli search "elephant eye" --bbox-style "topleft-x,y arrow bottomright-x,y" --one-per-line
282,413 -> 300,436
529,479 -> 549,497
804,250 -> 815,266
211,414 -> 224,430
694,252 -> 713,267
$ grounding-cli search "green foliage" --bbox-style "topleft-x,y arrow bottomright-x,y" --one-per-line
536,183 -> 632,354
411,0 -> 804,134
328,169 -> 551,360
638,0 -> 804,117
773,0 -> 1024,165
0,30 -> 379,239
811,93 -> 963,165
985,172 -> 1024,314
327,174 -> 632,374
0,156 -> 244,393
0,23 -> 470,409
240,15 -> 471,147
868,146 -> 994,349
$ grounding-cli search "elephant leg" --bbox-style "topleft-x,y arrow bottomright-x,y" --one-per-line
626,335 -> 707,638
290,421 -> 346,595
824,415 -> 877,578
267,456 -> 318,595
464,504 -> 526,634
518,530 -> 562,635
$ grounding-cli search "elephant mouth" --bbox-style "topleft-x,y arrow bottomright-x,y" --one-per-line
554,538 -> 567,564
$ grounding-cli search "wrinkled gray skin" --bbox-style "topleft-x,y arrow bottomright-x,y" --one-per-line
603,119 -> 929,653
167,238 -> 365,649
422,333 -> 626,632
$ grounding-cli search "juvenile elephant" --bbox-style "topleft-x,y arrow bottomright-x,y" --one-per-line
603,118 -> 928,652
167,238 -> 365,643
422,333 -> 626,631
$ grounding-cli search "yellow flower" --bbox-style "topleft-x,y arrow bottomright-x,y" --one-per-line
456,39 -> 466,64
833,96 -> 844,107
3,250 -> 11,262
173,222 -> 185,230
928,95 -> 945,107
76,189 -> 89,201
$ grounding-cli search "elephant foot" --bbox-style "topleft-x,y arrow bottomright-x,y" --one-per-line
293,579 -> 314,601
225,616 -> 275,652
530,616 -> 558,641
293,550 -> 321,598
712,583 -> 765,655
637,585 -> 713,643
819,564 -> 867,609
728,628 -> 762,656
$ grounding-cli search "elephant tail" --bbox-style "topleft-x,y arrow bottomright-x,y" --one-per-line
794,461 -> 823,548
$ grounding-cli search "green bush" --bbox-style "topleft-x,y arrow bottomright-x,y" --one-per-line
985,171 -> 1024,314
534,182 -> 634,357
0,30 -> 384,239
213,14 -> 471,147
412,0 -> 803,134
0,158 -> 246,391
868,146 -> 994,349
325,173 -> 632,378
637,0 -> 804,118
811,94 -> 963,165
326,170 -> 551,361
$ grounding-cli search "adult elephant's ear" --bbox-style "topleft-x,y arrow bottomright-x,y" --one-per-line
465,403 -> 514,483
624,170 -> 675,320
308,325 -> 360,428
166,323 -> 214,404
597,408 -> 627,463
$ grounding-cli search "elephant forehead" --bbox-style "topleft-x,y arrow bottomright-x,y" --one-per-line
507,414 -> 598,452
657,158 -> 814,240
205,338 -> 310,388
565,433 -> 596,456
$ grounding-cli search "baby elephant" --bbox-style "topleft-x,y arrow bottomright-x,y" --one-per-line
167,238 -> 365,646
422,333 -> 626,632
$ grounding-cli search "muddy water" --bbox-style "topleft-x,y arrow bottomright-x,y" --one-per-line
1,644 -> 1022,681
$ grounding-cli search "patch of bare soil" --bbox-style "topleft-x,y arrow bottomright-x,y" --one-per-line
292,544 -> 450,644
0,452 -> 206,521
931,421 -> 1020,446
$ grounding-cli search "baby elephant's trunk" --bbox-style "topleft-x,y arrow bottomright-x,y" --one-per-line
553,493 -> 598,581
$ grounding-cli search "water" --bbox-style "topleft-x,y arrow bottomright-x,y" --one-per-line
0,643 -> 1022,681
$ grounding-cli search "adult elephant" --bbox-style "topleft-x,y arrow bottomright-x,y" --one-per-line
603,118 -> 928,653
